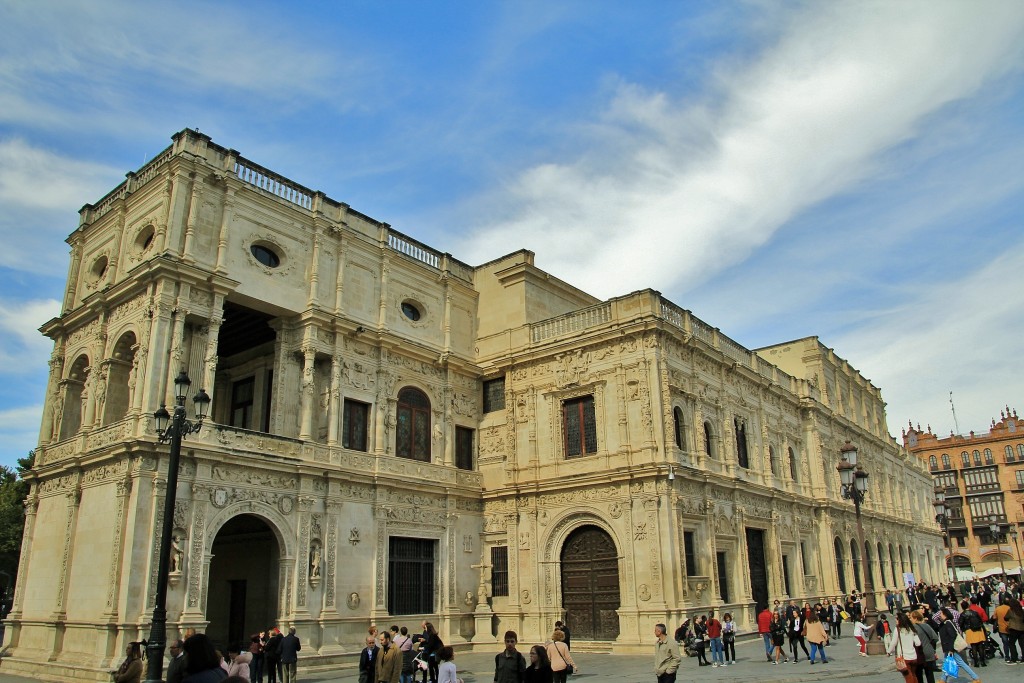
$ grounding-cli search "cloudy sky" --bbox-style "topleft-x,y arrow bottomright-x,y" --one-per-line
1,0 -> 1022,470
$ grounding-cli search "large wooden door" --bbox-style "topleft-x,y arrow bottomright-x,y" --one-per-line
560,526 -> 620,640
745,528 -> 769,610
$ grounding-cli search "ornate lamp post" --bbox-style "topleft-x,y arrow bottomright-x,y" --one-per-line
144,371 -> 210,683
933,486 -> 954,582
837,441 -> 882,654
1009,529 -> 1023,576
988,516 -> 1007,578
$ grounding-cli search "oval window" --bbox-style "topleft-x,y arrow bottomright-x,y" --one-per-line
134,225 -> 155,253
251,244 -> 281,268
90,255 -> 108,281
401,301 -> 421,321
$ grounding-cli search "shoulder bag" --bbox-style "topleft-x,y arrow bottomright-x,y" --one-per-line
951,623 -> 968,653
894,631 -> 908,672
555,641 -> 574,676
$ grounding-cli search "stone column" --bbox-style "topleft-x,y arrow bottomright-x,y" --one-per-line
327,357 -> 342,446
293,496 -> 315,619
39,355 -> 64,445
8,493 -> 38,620
214,186 -> 236,272
201,305 -> 224,405
182,174 -> 203,263
299,347 -> 317,441
53,485 -> 82,620
181,485 -> 208,621
307,232 -> 322,309
333,233 -> 347,317
103,479 -> 133,621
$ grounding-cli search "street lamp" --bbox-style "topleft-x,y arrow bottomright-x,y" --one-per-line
933,486 -> 954,582
988,516 -> 1007,579
1009,529 -> 1023,577
837,441 -> 882,654
144,370 -> 210,683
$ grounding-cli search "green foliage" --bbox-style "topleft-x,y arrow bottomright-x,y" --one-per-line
0,450 -> 33,592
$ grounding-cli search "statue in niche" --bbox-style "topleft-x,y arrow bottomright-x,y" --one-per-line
170,535 -> 184,574
310,543 -> 322,579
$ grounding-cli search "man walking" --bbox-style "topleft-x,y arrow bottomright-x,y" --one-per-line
757,604 -> 773,662
279,626 -> 301,683
375,631 -> 401,683
654,623 -> 681,683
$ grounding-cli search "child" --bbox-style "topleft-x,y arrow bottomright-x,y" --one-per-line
495,631 -> 527,683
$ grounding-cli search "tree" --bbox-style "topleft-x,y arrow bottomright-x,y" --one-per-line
0,451 -> 33,602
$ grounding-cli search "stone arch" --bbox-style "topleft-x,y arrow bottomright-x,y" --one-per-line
396,385 -> 432,462
102,330 -> 138,425
703,420 -> 717,458
541,509 -> 623,620
58,354 -> 90,439
551,516 -> 622,641
205,502 -> 295,559
672,406 -> 687,451
834,536 -> 847,594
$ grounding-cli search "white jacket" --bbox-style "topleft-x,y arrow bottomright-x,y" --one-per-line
886,628 -> 921,661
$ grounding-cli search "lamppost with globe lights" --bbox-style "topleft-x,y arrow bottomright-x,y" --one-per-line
836,441 -> 882,654
144,371 -> 210,683
988,516 -> 1007,579
933,486 -> 955,583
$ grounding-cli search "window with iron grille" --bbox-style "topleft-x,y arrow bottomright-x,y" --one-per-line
455,426 -> 474,470
387,537 -> 435,615
683,531 -> 697,576
396,387 -> 431,461
483,377 -> 505,413
342,399 -> 369,451
563,395 -> 597,458
230,376 -> 255,429
491,546 -> 509,597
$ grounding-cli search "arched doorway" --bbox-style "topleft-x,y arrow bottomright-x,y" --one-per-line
560,525 -> 620,640
207,515 -> 281,650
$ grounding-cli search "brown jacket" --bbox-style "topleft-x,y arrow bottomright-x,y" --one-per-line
805,620 -> 829,645
375,643 -> 401,683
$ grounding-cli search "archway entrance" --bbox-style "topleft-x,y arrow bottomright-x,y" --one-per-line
207,515 -> 280,650
560,525 -> 619,640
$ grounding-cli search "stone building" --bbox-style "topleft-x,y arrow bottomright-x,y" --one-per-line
1,129 -> 941,680
905,409 -> 1024,576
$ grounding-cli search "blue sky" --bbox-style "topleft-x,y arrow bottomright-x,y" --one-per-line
1,0 -> 1023,470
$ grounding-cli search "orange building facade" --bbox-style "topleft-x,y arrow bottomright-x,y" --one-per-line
904,408 -> 1024,577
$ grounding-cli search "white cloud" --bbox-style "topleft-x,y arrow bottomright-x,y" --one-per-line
459,1 -> 1024,298
0,298 -> 61,372
0,404 -> 44,468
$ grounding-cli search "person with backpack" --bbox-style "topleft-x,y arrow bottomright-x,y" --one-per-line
938,608 -> 979,683
959,599 -> 987,668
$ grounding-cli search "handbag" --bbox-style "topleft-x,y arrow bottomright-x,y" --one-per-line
840,610 -> 850,620
942,654 -> 959,678
951,622 -> 969,652
895,631 -> 908,672
554,641 -> 574,676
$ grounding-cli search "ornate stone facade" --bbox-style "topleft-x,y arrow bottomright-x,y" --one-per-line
2,130 -> 941,679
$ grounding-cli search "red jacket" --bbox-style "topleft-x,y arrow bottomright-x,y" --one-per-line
969,604 -> 989,623
707,618 -> 722,638
758,609 -> 772,634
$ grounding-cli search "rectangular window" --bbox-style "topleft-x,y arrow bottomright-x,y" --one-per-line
483,377 -> 505,413
716,551 -> 730,602
735,418 -> 749,469
262,370 -> 273,433
491,546 -> 509,597
387,537 -> 435,615
563,395 -> 597,458
230,377 -> 255,429
800,541 -> 810,574
455,426 -> 474,470
1016,470 -> 1024,489
684,531 -> 697,577
781,555 -> 791,596
342,399 -> 369,451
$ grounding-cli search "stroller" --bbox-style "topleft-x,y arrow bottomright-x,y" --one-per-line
411,651 -> 430,683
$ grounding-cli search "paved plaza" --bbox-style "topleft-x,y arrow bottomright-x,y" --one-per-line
3,629 -> 1018,683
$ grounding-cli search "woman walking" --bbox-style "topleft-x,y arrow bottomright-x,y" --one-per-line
770,612 -> 788,665
910,609 -> 940,683
887,611 -> 922,683
787,605 -> 810,663
937,608 -> 980,683
524,644 -> 553,683
805,610 -> 830,664
721,613 -> 736,665
692,615 -> 710,666
547,629 -> 577,683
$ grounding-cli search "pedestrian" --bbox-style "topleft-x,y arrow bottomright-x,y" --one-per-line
770,612 -> 788,664
959,599 -> 987,668
805,610 -> 829,664
909,609 -> 940,683
226,644 -> 252,681
358,636 -> 379,683
495,630 -> 527,683
168,638 -> 188,683
278,627 -> 300,683
853,615 -> 870,656
721,613 -> 736,665
1006,598 -> 1024,664
249,634 -> 264,683
547,628 -> 577,682
419,622 -> 443,683
111,641 -> 144,683
394,626 -> 416,683
787,603 -> 810,662
264,628 -> 282,683
706,610 -> 723,667
436,646 -> 458,683
993,596 -> 1013,663
692,615 -> 709,666
937,608 -> 979,683
757,604 -> 773,662
654,623 -> 681,683
554,620 -> 571,650
524,644 -> 553,683
182,633 -> 230,683
375,631 -> 401,683
887,611 -> 922,683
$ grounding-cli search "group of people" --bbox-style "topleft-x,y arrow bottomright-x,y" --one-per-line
356,620 -> 577,683
110,626 -> 300,683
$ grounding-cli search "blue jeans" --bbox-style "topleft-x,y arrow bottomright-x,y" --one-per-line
943,652 -> 979,682
809,642 -> 828,663
762,633 -> 773,657
709,637 -> 723,664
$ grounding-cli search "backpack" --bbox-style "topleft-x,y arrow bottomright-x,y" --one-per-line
962,609 -> 982,631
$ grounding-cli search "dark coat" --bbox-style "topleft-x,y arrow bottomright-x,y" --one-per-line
264,632 -> 283,661
166,653 -> 188,683
279,633 -> 301,664
359,645 -> 380,673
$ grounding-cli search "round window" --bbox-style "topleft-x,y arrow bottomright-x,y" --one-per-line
250,244 -> 281,268
401,301 -> 421,321
89,255 -> 108,281
134,225 -> 155,253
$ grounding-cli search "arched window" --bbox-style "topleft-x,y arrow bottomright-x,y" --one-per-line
834,537 -> 847,594
396,387 -> 431,462
102,331 -> 137,425
850,539 -> 861,590
984,448 -> 993,464
1006,445 -> 1014,463
788,447 -> 798,481
673,407 -> 685,450
961,451 -> 969,467
58,354 -> 90,440
1018,444 -> 1024,459
972,450 -> 981,466
941,453 -> 950,469
768,445 -> 778,476
704,421 -> 715,458
928,455 -> 937,470
735,417 -> 749,469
